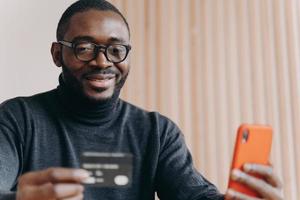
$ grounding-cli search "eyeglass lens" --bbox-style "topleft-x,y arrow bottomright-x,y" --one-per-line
74,42 -> 128,62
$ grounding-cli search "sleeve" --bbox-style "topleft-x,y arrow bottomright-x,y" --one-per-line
0,100 -> 24,199
155,119 -> 224,200
0,191 -> 16,200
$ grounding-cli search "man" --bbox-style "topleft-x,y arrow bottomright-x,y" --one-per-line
0,0 -> 283,200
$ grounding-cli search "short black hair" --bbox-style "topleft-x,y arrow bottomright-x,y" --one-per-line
56,0 -> 130,41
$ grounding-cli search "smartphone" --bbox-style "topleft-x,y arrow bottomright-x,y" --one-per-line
228,124 -> 273,197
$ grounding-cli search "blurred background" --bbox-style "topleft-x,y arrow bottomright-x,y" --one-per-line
0,0 -> 299,199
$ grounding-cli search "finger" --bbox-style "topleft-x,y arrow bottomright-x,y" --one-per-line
19,168 -> 90,186
19,183 -> 55,200
21,183 -> 84,200
52,183 -> 84,199
231,169 -> 281,199
225,189 -> 260,200
243,164 -> 282,188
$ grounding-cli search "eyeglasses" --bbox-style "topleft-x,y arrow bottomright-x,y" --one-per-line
58,40 -> 131,63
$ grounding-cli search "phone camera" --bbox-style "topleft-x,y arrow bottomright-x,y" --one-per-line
242,130 -> 249,143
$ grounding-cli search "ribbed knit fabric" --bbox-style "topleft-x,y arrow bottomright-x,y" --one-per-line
0,78 -> 224,200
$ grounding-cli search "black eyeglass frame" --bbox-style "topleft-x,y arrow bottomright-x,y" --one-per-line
58,40 -> 131,64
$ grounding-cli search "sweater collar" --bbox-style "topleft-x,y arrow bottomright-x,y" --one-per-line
57,75 -> 121,125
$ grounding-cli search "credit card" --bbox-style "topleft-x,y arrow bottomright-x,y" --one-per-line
80,152 -> 133,187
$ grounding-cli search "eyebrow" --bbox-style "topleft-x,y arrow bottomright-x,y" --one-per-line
71,36 -> 127,44
107,36 -> 126,43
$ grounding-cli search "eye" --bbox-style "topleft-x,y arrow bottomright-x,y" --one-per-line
112,47 -> 120,54
75,43 -> 94,54
108,45 -> 126,56
111,47 -> 121,54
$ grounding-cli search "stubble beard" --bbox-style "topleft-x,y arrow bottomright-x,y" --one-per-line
60,62 -> 129,104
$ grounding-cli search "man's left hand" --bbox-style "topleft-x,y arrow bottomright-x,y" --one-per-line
225,163 -> 283,200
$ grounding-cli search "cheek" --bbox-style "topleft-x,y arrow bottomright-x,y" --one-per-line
62,53 -> 85,74
116,62 -> 130,75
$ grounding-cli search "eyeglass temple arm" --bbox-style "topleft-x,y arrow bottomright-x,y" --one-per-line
58,41 -> 73,48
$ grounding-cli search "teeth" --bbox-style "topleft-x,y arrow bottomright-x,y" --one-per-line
87,77 -> 114,81
92,78 -> 107,81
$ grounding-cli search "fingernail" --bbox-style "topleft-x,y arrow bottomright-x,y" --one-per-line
231,169 -> 241,180
76,184 -> 85,192
243,164 -> 252,172
227,189 -> 235,196
82,176 -> 96,184
73,169 -> 90,179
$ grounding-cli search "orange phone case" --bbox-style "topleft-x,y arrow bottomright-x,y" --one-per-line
228,124 -> 273,197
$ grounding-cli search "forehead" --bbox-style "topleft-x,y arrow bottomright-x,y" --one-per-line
64,9 -> 130,43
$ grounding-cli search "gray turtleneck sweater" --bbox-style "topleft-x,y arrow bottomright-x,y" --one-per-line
0,85 -> 224,200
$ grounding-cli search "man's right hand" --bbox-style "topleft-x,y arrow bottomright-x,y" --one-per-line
16,167 -> 90,200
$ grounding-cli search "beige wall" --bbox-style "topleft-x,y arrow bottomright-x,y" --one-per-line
1,0 -> 299,199
0,0 -> 74,101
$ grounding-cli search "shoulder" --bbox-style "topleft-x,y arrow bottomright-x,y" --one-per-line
0,89 -> 57,130
0,89 -> 57,144
118,99 -> 182,137
120,100 -> 178,124
0,89 -> 57,114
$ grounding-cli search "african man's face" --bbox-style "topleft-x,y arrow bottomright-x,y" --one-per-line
51,9 -> 130,102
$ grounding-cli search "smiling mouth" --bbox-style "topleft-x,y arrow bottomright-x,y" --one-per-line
86,77 -> 115,82
85,73 -> 116,81
84,74 -> 116,89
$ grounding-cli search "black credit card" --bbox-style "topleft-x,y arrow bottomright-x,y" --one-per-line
80,152 -> 133,187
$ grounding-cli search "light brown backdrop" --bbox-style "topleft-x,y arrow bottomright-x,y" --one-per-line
110,0 -> 300,199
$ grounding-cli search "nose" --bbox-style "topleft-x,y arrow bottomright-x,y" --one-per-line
89,50 -> 112,68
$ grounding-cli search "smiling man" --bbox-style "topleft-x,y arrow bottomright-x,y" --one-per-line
0,1 -> 283,200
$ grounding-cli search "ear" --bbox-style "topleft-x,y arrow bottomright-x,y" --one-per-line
51,42 -> 62,67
